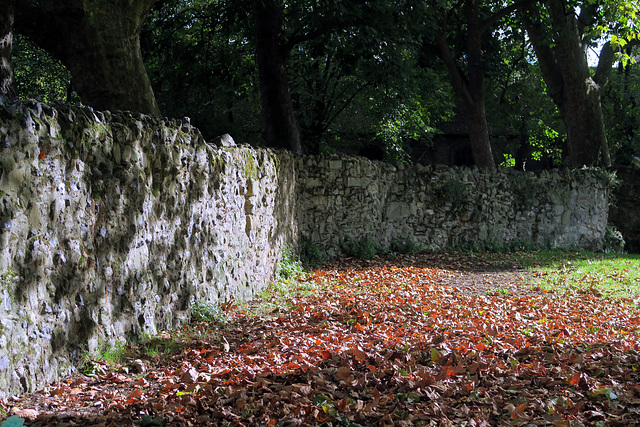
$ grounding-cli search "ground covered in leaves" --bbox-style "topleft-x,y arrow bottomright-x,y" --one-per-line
4,252 -> 640,426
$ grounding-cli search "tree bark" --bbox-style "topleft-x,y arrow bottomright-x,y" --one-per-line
434,0 -> 496,171
524,0 -> 611,167
0,0 -> 15,97
15,0 -> 160,116
252,0 -> 302,154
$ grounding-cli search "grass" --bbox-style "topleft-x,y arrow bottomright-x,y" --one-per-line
247,246 -> 319,317
453,249 -> 640,298
80,340 -> 128,376
527,252 -> 640,298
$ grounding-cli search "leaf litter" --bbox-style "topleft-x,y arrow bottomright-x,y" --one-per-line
4,252 -> 640,426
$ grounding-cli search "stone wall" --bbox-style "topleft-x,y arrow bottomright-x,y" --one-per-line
296,155 -> 610,258
0,100 -> 611,397
0,100 -> 296,397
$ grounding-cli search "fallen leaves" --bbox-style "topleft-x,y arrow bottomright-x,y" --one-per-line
5,253 -> 640,426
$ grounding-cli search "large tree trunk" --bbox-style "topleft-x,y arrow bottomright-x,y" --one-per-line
434,0 -> 496,171
15,0 -> 160,116
252,0 -> 302,154
524,0 -> 611,167
464,0 -> 495,170
0,0 -> 15,97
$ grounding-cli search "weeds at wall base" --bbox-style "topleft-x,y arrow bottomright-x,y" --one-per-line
79,340 -> 128,377
276,245 -> 306,283
191,299 -> 229,324
300,238 -> 323,267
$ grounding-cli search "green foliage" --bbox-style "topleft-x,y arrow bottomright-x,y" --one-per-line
484,33 -> 565,170
342,237 -> 378,259
374,97 -> 441,163
602,62 -> 640,165
191,299 -> 229,323
12,35 -> 76,103
603,225 -> 625,253
301,238 -> 324,267
485,288 -> 512,296
80,340 -> 128,376
137,331 -> 189,358
438,179 -> 470,211
390,239 -> 423,255
95,341 -> 127,364
142,0 -> 261,143
277,245 -> 306,282
250,246 -> 317,316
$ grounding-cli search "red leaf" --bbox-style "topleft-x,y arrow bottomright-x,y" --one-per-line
570,372 -> 581,386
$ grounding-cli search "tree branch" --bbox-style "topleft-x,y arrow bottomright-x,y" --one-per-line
435,30 -> 474,108
480,0 -> 537,33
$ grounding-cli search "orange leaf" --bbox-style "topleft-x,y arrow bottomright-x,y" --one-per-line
570,372 -> 581,385
475,342 -> 488,351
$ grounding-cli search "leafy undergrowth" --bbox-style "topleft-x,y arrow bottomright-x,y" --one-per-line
5,252 -> 640,426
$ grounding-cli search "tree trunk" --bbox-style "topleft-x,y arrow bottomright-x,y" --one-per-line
252,0 -> 302,154
434,0 -> 496,171
464,0 -> 495,170
0,0 -> 15,97
524,0 -> 611,167
560,76 -> 610,166
15,0 -> 160,116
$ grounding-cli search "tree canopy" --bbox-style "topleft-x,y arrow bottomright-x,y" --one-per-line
2,0 -> 640,169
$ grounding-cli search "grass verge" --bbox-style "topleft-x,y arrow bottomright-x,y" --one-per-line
526,252 -> 640,298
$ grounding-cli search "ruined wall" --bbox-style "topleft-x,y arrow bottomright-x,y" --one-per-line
0,100 -> 296,397
0,100 -> 611,397
296,155 -> 610,258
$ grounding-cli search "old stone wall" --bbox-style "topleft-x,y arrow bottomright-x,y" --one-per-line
0,100 -> 296,397
296,155 -> 610,258
0,100 -> 610,397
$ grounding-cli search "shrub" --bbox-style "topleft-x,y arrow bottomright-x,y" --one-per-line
342,238 -> 378,259
191,299 -> 228,323
277,245 -> 305,282
301,238 -> 324,267
603,225 -> 625,253
390,239 -> 423,254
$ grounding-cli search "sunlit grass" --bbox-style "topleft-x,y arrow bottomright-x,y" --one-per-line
442,249 -> 640,299
526,252 -> 640,298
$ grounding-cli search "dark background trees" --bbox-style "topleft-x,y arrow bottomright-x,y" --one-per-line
2,0 -> 640,169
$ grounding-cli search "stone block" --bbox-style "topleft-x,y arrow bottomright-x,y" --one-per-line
329,160 -> 342,169
347,177 -> 362,187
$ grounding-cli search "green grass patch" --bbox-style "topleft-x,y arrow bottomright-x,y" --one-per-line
528,252 -> 640,298
191,299 -> 229,323
434,249 -> 640,299
80,340 -> 129,376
